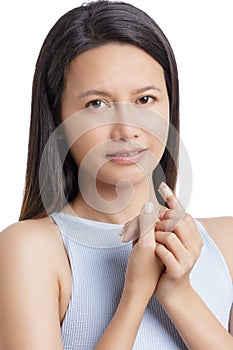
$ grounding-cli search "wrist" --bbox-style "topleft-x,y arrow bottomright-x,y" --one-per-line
121,287 -> 150,313
156,281 -> 193,308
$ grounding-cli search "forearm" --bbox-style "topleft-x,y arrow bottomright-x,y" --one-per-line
159,285 -> 233,350
95,291 -> 148,350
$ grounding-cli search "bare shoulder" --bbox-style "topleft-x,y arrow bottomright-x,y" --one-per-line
0,216 -> 71,293
0,217 -> 68,276
0,217 -> 64,258
0,217 -> 71,326
196,216 -> 233,280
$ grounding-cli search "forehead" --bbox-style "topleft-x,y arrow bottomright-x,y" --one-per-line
65,43 -> 166,90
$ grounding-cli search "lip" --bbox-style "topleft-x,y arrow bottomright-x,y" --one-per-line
106,148 -> 148,165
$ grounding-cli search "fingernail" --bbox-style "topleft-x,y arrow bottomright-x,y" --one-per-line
158,182 -> 173,200
144,202 -> 154,214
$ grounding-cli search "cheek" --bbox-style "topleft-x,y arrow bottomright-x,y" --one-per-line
150,138 -> 166,163
147,112 -> 169,163
68,129 -> 107,166
69,136 -> 87,166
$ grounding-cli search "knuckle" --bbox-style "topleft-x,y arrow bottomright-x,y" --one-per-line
138,240 -> 155,252
187,254 -> 195,267
165,232 -> 176,244
184,213 -> 193,223
159,206 -> 169,218
165,220 -> 176,232
163,248 -> 173,262
172,218 -> 182,231
195,244 -> 203,258
176,269 -> 184,279
194,234 -> 204,249
165,209 -> 176,220
162,211 -> 170,220
177,208 -> 185,219
186,250 -> 199,268
156,244 -> 173,261
172,266 -> 184,279
199,237 -> 204,248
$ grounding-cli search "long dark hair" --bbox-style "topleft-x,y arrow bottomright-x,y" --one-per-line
19,0 -> 180,220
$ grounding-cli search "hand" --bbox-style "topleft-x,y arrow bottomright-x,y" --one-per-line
154,182 -> 204,302
121,203 -> 164,304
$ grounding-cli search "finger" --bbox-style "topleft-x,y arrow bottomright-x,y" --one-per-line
157,208 -> 202,242
119,215 -> 140,243
120,202 -> 158,243
158,208 -> 178,221
158,206 -> 169,220
158,182 -> 185,231
156,216 -> 203,254
155,243 -> 179,275
139,202 -> 158,241
158,182 -> 184,212
156,209 -> 188,232
156,217 -> 182,233
155,230 -> 187,263
158,207 -> 187,238
172,215 -> 204,254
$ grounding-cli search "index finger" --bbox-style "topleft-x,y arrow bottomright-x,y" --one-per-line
158,182 -> 185,231
158,182 -> 184,211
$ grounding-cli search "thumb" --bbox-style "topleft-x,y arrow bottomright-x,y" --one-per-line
119,203 -> 158,243
139,202 -> 157,241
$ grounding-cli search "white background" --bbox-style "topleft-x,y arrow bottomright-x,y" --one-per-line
0,0 -> 232,231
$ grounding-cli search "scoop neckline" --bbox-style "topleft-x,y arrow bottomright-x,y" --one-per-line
57,211 -> 125,229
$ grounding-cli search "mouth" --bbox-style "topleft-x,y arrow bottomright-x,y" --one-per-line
106,148 -> 148,164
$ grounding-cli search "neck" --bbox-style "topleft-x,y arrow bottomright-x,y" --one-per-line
68,176 -> 162,225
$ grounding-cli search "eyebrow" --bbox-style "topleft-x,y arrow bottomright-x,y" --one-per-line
132,84 -> 161,94
78,84 -> 161,100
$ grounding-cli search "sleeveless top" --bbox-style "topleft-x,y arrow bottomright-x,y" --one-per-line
51,212 -> 233,349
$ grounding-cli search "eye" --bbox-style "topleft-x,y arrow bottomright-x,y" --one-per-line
86,99 -> 109,109
136,96 -> 157,105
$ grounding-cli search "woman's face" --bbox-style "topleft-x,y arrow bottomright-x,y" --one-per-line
61,43 -> 169,188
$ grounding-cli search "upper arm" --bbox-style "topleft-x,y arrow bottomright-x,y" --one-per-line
230,305 -> 233,335
0,221 -> 64,350
197,217 -> 233,336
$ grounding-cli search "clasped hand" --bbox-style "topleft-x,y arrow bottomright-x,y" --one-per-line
120,183 -> 203,304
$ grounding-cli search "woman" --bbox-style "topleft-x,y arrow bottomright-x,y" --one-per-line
0,1 -> 232,349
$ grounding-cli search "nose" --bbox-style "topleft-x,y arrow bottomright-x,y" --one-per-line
109,103 -> 141,141
110,123 -> 140,141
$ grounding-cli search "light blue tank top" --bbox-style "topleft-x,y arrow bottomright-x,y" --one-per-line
51,212 -> 233,349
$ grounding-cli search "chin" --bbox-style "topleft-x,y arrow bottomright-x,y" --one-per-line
96,165 -> 151,188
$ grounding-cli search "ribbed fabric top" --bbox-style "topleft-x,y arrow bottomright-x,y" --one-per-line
51,212 -> 233,349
